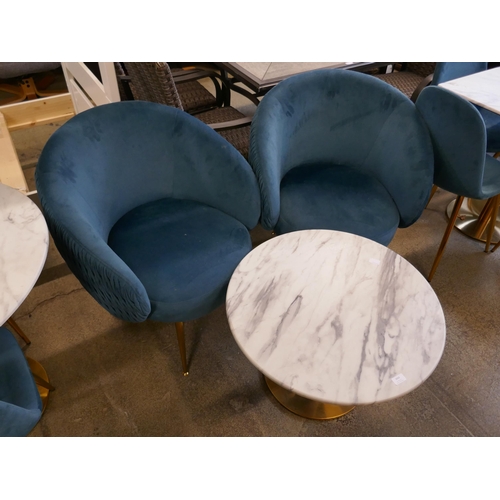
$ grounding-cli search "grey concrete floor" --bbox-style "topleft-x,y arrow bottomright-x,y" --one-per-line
6,92 -> 500,437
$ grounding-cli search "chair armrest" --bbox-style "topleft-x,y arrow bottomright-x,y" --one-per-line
411,73 -> 434,102
208,116 -> 252,131
36,177 -> 152,323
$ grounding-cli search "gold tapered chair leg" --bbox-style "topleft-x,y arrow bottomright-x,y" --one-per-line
428,195 -> 464,282
426,185 -> 438,208
473,197 -> 494,238
175,322 -> 189,376
6,317 -> 31,345
494,152 -> 500,159
491,238 -> 500,252
484,194 -> 500,252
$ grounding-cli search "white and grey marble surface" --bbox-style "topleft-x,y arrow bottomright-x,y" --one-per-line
439,67 -> 500,115
0,183 -> 49,325
226,230 -> 446,406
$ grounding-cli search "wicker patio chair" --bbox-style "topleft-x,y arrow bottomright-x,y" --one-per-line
375,62 -> 436,102
120,62 -> 251,158
169,63 -> 230,112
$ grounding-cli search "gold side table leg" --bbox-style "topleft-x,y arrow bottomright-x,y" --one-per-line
26,357 -> 53,414
265,377 -> 355,420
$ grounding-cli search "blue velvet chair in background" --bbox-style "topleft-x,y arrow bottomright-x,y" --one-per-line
35,101 -> 261,375
432,62 -> 500,154
416,86 -> 500,281
249,69 -> 434,246
0,327 -> 42,436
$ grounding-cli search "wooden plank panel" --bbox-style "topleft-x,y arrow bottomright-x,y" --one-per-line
0,93 -> 75,131
0,112 -> 28,193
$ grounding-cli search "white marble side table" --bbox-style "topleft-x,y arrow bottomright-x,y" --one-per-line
0,182 -> 52,410
226,230 -> 446,420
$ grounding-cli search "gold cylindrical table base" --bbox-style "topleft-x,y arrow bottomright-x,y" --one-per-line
26,357 -> 52,413
447,198 -> 500,244
265,377 -> 355,420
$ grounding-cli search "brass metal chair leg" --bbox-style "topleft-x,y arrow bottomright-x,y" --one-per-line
473,197 -> 494,238
426,185 -> 438,208
484,194 -> 500,252
175,322 -> 189,376
428,195 -> 464,282
491,238 -> 500,253
6,317 -> 31,345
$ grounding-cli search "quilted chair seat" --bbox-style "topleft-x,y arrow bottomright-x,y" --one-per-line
0,327 -> 42,436
249,69 -> 434,246
35,101 -> 260,371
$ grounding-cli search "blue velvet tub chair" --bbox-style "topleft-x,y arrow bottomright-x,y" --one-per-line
0,326 -> 42,436
432,62 -> 500,154
249,69 -> 434,245
416,86 -> 500,281
35,100 -> 260,375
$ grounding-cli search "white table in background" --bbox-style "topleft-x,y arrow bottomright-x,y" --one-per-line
439,67 -> 500,115
226,230 -> 446,420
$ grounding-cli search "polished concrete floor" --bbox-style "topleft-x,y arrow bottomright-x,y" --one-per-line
7,92 -> 500,437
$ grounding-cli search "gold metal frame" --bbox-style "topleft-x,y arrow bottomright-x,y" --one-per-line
6,317 -> 31,345
265,377 -> 355,420
175,322 -> 189,376
26,357 -> 54,414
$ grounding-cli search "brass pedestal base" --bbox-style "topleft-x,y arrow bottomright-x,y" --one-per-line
446,198 -> 500,244
26,357 -> 53,413
265,377 -> 355,420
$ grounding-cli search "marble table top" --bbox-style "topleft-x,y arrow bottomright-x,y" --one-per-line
226,230 -> 446,406
439,67 -> 500,115
217,62 -> 382,92
0,183 -> 49,325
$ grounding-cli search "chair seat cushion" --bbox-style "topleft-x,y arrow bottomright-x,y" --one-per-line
108,198 -> 252,322
276,163 -> 401,245
0,327 -> 42,437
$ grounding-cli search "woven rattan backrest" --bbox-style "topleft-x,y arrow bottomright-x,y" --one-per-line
406,62 -> 436,78
113,62 -> 131,101
122,62 -> 183,110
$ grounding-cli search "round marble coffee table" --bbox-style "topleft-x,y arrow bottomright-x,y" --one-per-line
226,230 -> 446,420
0,182 -> 51,410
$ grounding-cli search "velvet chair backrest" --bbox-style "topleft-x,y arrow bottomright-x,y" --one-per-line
249,69 -> 433,230
415,86 -> 487,198
36,101 -> 260,322
432,62 -> 488,85
0,327 -> 42,436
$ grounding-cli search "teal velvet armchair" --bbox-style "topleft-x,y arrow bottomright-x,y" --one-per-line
249,69 -> 434,245
35,101 -> 260,375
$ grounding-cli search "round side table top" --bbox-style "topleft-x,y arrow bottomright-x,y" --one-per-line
226,230 -> 446,406
0,183 -> 49,325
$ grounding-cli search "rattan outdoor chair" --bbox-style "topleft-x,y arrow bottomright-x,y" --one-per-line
119,62 -> 252,158
375,63 -> 436,102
